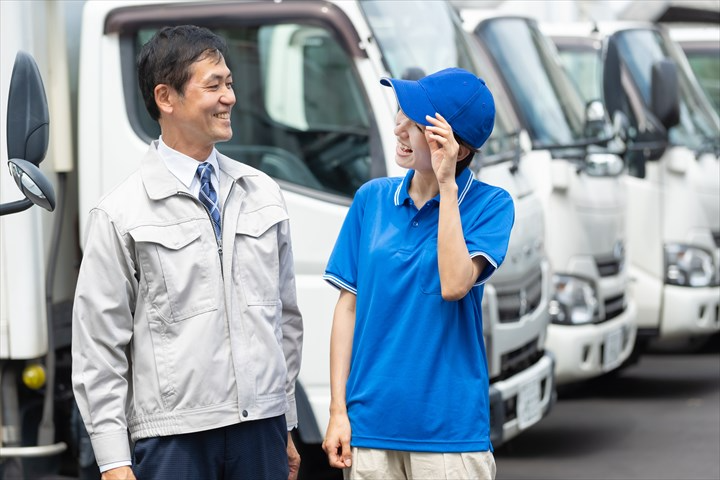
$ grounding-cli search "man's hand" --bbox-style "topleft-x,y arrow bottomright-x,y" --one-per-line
322,412 -> 352,469
101,466 -> 136,480
287,432 -> 301,480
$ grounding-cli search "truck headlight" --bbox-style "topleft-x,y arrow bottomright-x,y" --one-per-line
549,274 -> 598,325
664,244 -> 716,287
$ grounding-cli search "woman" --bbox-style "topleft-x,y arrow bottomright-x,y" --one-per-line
322,67 -> 515,480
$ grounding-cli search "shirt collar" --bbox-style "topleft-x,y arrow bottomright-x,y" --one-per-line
394,169 -> 415,206
393,168 -> 474,207
158,136 -> 220,188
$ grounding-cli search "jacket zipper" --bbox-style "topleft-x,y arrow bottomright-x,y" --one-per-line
219,182 -> 236,266
179,190 -> 227,272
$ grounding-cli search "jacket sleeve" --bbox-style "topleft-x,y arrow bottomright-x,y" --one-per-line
72,207 -> 137,466
277,214 -> 303,430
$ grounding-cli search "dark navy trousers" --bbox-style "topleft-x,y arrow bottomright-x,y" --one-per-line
132,415 -> 288,480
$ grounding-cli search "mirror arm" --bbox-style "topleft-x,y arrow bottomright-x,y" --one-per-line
0,198 -> 33,216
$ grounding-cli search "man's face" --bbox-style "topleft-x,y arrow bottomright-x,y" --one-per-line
169,54 -> 235,155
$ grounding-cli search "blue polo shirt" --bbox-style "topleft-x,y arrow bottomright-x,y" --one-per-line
324,168 -> 514,453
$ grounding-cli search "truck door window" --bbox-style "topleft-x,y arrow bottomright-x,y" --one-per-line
616,29 -> 719,154
478,18 -> 586,146
133,23 -> 372,199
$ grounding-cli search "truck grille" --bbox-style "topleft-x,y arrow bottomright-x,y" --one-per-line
600,293 -> 625,323
498,338 -> 543,381
495,266 -> 543,323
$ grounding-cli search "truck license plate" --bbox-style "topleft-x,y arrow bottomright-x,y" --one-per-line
603,328 -> 623,371
517,379 -> 542,429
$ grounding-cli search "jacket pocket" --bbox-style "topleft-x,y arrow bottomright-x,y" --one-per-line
234,205 -> 288,306
131,221 -> 219,322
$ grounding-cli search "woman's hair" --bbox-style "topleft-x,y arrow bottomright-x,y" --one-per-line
454,134 -> 477,176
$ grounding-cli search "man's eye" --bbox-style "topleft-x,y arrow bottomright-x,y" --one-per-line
207,84 -> 219,90
226,82 -> 234,89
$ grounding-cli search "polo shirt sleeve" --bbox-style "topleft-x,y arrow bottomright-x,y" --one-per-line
323,184 -> 369,295
466,188 -> 515,286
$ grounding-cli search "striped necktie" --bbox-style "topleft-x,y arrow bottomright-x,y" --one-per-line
196,163 -> 221,240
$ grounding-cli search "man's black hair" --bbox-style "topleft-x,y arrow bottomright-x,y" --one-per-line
137,25 -> 228,121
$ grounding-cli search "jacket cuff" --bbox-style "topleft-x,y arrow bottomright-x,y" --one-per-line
285,393 -> 298,430
90,430 -> 132,467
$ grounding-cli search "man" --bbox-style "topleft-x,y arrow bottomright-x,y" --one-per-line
322,68 -> 513,479
72,25 -> 303,479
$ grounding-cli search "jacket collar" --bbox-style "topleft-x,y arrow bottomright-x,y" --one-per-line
141,140 -> 259,200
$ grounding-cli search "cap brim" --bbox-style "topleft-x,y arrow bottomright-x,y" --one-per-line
380,77 -> 437,126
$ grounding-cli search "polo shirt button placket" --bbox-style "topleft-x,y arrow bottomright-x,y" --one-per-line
412,220 -> 419,228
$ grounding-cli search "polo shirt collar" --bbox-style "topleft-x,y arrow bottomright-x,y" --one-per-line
393,168 -> 474,207
393,169 -> 415,206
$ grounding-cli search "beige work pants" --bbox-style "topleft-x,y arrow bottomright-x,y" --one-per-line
343,447 -> 496,480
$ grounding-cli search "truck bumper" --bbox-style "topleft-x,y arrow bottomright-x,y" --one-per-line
489,352 -> 555,447
548,300 -> 638,385
660,285 -> 720,338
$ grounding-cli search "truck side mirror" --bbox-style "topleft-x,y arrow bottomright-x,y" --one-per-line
602,37 -> 623,125
7,159 -> 55,212
401,67 -> 426,80
6,51 -> 50,166
584,100 -> 610,139
650,59 -> 680,131
518,130 -> 533,154
0,51 -> 55,216
612,111 -> 629,142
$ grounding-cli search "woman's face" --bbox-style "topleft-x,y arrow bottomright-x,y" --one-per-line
393,110 -> 432,172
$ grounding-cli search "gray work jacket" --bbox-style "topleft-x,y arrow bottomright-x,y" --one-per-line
72,142 -> 303,467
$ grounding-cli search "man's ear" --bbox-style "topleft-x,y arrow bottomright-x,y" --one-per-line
154,84 -> 174,116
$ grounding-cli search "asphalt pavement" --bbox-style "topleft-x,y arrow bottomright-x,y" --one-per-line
495,336 -> 720,480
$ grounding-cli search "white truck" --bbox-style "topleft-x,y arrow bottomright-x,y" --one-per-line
461,12 -> 638,385
545,22 -> 720,353
1,0 -> 554,477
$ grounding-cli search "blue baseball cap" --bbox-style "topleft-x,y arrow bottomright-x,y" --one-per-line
380,67 -> 495,149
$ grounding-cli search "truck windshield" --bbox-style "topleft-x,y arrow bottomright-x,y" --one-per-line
557,47 -> 603,105
614,29 -> 719,152
359,0 -> 516,160
476,18 -> 586,148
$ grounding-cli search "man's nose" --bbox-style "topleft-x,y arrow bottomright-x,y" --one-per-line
222,87 -> 236,105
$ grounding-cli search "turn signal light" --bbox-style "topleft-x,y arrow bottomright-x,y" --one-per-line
22,364 -> 46,390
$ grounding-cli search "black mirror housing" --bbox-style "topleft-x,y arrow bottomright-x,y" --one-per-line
651,59 -> 680,131
602,38 -> 623,124
6,51 -> 50,167
0,51 -> 55,216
